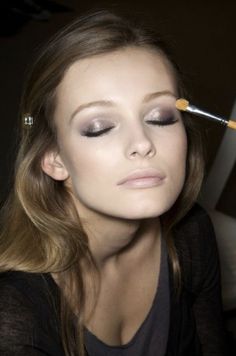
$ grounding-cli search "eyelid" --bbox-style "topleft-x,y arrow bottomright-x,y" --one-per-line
144,106 -> 178,119
80,118 -> 115,137
81,126 -> 113,137
146,117 -> 178,126
144,106 -> 181,128
145,108 -> 161,120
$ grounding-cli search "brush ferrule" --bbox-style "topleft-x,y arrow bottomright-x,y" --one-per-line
187,105 -> 227,125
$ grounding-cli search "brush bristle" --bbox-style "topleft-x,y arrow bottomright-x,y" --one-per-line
228,120 -> 236,130
175,98 -> 189,111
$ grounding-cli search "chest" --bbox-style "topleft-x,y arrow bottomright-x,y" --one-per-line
84,256 -> 161,346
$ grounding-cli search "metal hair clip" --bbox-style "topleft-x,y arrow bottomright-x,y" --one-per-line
24,114 -> 34,127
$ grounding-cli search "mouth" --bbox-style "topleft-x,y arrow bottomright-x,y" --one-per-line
117,169 -> 166,189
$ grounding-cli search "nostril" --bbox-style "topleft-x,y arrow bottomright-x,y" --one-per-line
128,143 -> 156,159
126,128 -> 156,159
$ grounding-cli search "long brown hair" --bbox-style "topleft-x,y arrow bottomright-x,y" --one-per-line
0,10 -> 204,355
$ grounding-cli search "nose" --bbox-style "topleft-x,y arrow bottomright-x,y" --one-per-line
125,126 -> 156,159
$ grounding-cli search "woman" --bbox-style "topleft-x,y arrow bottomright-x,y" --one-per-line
0,10 -> 227,356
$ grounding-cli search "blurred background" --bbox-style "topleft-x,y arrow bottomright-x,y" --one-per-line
0,0 -> 236,352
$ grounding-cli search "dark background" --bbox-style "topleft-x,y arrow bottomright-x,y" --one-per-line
217,162 -> 236,218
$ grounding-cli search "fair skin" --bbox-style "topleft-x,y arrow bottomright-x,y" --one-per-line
42,47 -> 187,345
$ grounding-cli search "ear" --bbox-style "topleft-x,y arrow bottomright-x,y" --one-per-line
41,151 -> 69,181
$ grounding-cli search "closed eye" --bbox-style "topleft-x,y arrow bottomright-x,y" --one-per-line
81,126 -> 114,137
146,116 -> 178,126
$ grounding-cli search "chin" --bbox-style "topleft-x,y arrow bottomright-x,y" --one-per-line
117,205 -> 171,221
121,195 -> 181,220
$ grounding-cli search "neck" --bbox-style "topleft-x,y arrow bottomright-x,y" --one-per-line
81,212 -> 161,269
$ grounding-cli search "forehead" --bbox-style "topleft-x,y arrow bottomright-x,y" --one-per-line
55,47 -> 177,117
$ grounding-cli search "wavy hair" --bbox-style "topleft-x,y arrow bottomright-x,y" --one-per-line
0,10 -> 204,356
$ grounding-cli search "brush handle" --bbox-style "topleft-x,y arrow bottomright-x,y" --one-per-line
187,105 -> 228,125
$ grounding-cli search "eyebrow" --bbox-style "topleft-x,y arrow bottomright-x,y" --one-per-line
143,90 -> 176,102
70,90 -> 176,122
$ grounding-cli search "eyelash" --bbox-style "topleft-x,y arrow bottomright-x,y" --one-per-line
82,126 -> 114,137
146,116 -> 178,126
81,116 -> 178,137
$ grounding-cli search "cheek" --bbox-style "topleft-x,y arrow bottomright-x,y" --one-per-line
175,130 -> 187,169
163,126 -> 187,163
164,128 -> 187,184
180,130 -> 188,163
177,124 -> 187,155
62,143 -> 116,188
176,134 -> 188,166
174,132 -> 188,188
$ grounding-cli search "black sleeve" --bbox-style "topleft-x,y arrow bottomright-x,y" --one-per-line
0,275 -> 64,356
187,206 -> 228,355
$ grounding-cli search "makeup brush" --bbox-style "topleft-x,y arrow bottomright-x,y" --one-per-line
175,98 -> 236,130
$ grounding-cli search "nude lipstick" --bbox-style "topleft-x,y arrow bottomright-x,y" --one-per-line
117,169 -> 165,188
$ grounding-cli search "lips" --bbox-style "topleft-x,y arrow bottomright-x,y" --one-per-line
117,169 -> 166,188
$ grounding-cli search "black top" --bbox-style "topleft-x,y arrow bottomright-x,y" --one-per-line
84,236 -> 169,356
0,204 -> 228,355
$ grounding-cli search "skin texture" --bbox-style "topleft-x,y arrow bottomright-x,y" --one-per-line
42,47 -> 188,345
43,48 -> 186,213
42,46 -> 187,263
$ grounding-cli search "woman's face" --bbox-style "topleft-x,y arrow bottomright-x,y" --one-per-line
48,47 -> 187,221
